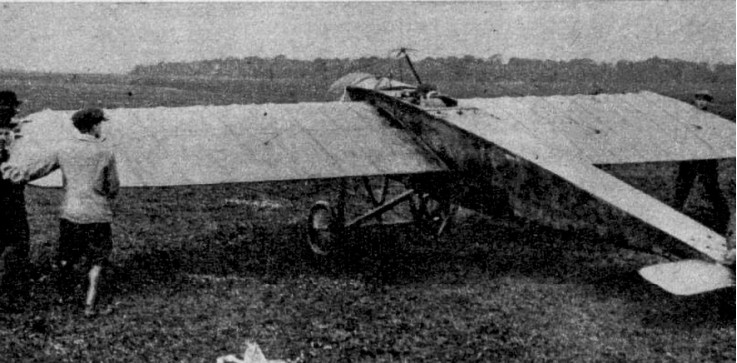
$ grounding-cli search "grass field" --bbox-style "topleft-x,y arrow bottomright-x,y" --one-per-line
0,73 -> 734,362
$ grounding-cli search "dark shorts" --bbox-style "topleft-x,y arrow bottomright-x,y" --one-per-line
59,219 -> 112,267
0,213 -> 30,295
0,215 -> 29,249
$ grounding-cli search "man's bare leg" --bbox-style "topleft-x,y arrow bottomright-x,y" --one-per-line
84,265 -> 101,317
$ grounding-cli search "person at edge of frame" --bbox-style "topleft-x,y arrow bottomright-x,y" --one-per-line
0,90 -> 31,313
1,107 -> 120,318
725,204 -> 735,267
673,90 -> 731,237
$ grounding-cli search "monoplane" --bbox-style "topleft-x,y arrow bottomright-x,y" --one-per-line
12,53 -> 736,296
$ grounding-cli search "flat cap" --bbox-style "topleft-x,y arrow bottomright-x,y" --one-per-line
0,90 -> 21,108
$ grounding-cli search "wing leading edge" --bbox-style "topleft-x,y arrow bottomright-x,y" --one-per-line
11,102 -> 447,187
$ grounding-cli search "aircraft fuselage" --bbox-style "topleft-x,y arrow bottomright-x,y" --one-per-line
345,86 -> 684,251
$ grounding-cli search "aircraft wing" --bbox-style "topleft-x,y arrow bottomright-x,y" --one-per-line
437,103 -> 730,263
463,91 -> 735,164
11,102 -> 447,187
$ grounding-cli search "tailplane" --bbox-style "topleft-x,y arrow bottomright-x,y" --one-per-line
639,260 -> 734,295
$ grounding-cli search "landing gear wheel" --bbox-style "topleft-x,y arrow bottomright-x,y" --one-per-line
306,201 -> 337,256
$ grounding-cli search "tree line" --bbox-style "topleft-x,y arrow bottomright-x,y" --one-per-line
130,55 -> 735,85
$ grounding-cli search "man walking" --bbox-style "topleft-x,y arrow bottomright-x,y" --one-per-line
673,90 -> 730,234
0,90 -> 30,312
3,107 -> 119,317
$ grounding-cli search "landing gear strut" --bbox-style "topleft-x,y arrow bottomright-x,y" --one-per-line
411,192 -> 459,237
304,176 -> 458,257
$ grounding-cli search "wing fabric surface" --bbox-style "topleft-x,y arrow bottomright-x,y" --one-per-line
439,107 -> 729,263
464,91 -> 735,164
13,103 -> 446,187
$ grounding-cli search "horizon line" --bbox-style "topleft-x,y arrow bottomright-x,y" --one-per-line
3,54 -> 735,76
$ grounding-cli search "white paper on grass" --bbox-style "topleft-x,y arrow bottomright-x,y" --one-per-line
216,341 -> 287,363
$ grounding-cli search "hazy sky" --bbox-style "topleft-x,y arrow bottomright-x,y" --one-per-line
0,1 -> 734,74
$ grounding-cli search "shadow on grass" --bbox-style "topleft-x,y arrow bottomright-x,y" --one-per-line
638,288 -> 736,329
586,268 -> 736,329
103,222 -> 309,292
328,213 -> 736,330
330,214 -> 637,287
95,208 -> 730,330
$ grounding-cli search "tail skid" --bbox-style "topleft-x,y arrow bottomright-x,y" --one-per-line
639,260 -> 734,295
